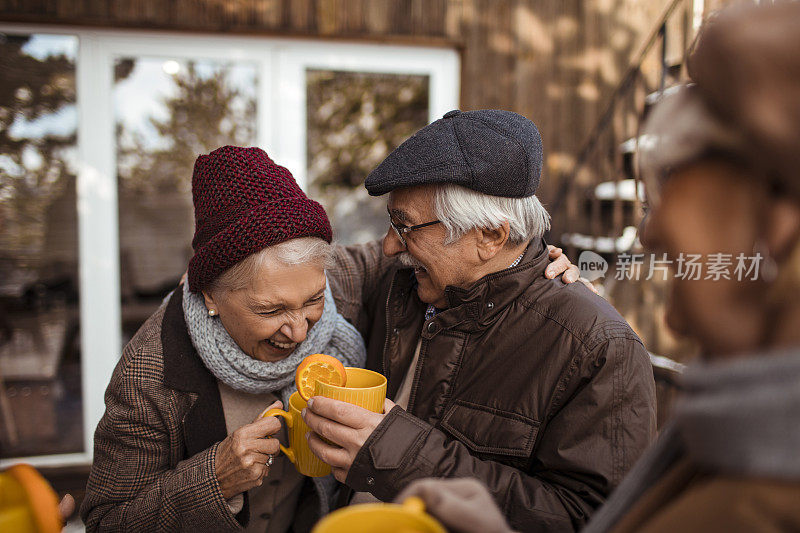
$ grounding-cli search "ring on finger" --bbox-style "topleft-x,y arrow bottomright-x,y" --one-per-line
266,454 -> 274,467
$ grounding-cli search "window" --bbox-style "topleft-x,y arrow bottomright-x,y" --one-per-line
0,33 -> 82,459
115,57 -> 258,343
0,26 -> 459,466
307,70 -> 430,244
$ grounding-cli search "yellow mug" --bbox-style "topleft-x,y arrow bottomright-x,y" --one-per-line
312,496 -> 445,533
313,367 -> 387,413
0,464 -> 62,533
261,391 -> 331,477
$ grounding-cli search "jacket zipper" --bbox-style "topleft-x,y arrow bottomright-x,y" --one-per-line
406,336 -> 428,414
381,273 -> 397,378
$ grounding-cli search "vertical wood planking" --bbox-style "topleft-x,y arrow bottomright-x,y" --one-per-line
364,0 -> 391,35
0,0 -> 738,229
612,97 -> 624,236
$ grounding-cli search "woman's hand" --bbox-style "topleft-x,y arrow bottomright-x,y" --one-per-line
546,245 -> 598,294
59,493 -> 75,522
214,400 -> 283,500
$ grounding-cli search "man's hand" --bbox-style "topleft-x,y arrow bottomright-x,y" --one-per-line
546,245 -> 597,294
303,397 -> 395,483
214,400 -> 283,500
396,478 -> 515,533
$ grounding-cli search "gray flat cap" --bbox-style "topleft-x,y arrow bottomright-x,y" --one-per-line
364,109 -> 543,198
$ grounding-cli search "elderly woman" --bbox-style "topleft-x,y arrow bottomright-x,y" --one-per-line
80,146 -> 367,532
399,3 -> 800,532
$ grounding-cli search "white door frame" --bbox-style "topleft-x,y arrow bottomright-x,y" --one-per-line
0,24 -> 459,468
276,41 -> 460,187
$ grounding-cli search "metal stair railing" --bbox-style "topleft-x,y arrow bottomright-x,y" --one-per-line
550,0 -> 697,259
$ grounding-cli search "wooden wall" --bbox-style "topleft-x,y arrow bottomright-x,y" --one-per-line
0,0 -> 675,205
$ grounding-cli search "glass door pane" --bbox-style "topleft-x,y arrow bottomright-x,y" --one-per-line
0,33 -> 82,458
114,57 -> 258,342
306,70 -> 429,244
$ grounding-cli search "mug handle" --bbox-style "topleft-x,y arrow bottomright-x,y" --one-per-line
260,408 -> 296,464
402,496 -> 426,514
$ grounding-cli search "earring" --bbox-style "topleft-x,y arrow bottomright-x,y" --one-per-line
208,309 -> 217,317
754,238 -> 778,283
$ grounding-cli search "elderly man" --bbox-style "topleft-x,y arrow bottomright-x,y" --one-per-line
304,109 -> 657,531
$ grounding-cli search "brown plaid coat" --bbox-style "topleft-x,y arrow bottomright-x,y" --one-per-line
81,289 -> 249,532
80,243 -> 383,532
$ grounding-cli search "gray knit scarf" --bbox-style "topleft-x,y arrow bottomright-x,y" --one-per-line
584,348 -> 800,532
181,279 -> 367,517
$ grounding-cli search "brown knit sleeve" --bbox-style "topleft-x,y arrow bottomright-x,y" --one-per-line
80,321 -> 240,532
328,240 -> 396,333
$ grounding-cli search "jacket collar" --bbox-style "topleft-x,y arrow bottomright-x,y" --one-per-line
390,239 -> 549,333
161,287 -> 229,457
434,238 -> 548,332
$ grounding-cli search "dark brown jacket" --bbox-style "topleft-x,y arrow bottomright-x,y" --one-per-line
329,239 -> 657,532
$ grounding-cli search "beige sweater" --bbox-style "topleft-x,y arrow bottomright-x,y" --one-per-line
349,338 -> 422,506
218,382 -> 305,533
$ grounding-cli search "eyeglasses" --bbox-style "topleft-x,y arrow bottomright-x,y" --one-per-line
387,208 -> 442,247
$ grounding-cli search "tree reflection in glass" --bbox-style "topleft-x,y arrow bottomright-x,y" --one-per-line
0,33 -> 82,458
114,57 -> 257,344
306,70 -> 429,245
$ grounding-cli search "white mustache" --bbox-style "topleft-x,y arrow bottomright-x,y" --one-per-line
397,253 -> 425,269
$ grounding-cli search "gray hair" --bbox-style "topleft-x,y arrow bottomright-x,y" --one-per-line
209,237 -> 333,295
432,184 -> 551,246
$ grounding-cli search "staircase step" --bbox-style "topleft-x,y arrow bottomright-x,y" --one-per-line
645,83 -> 682,106
594,179 -> 645,202
561,226 -> 640,254
649,352 -> 686,386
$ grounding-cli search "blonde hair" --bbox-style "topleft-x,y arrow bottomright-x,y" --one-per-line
209,237 -> 333,295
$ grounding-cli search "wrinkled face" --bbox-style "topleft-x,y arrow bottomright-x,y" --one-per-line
204,259 -> 326,362
642,159 -> 764,357
383,185 -> 480,308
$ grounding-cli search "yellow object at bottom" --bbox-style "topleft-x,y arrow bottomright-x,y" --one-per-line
312,496 -> 446,533
314,367 -> 387,413
0,464 -> 62,533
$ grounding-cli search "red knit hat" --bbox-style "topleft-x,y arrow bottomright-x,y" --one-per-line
187,146 -> 332,292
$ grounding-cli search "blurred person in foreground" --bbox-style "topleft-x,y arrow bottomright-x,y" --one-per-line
400,3 -> 800,532
80,146 -> 368,532
586,2 -> 800,531
302,108 -> 657,531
